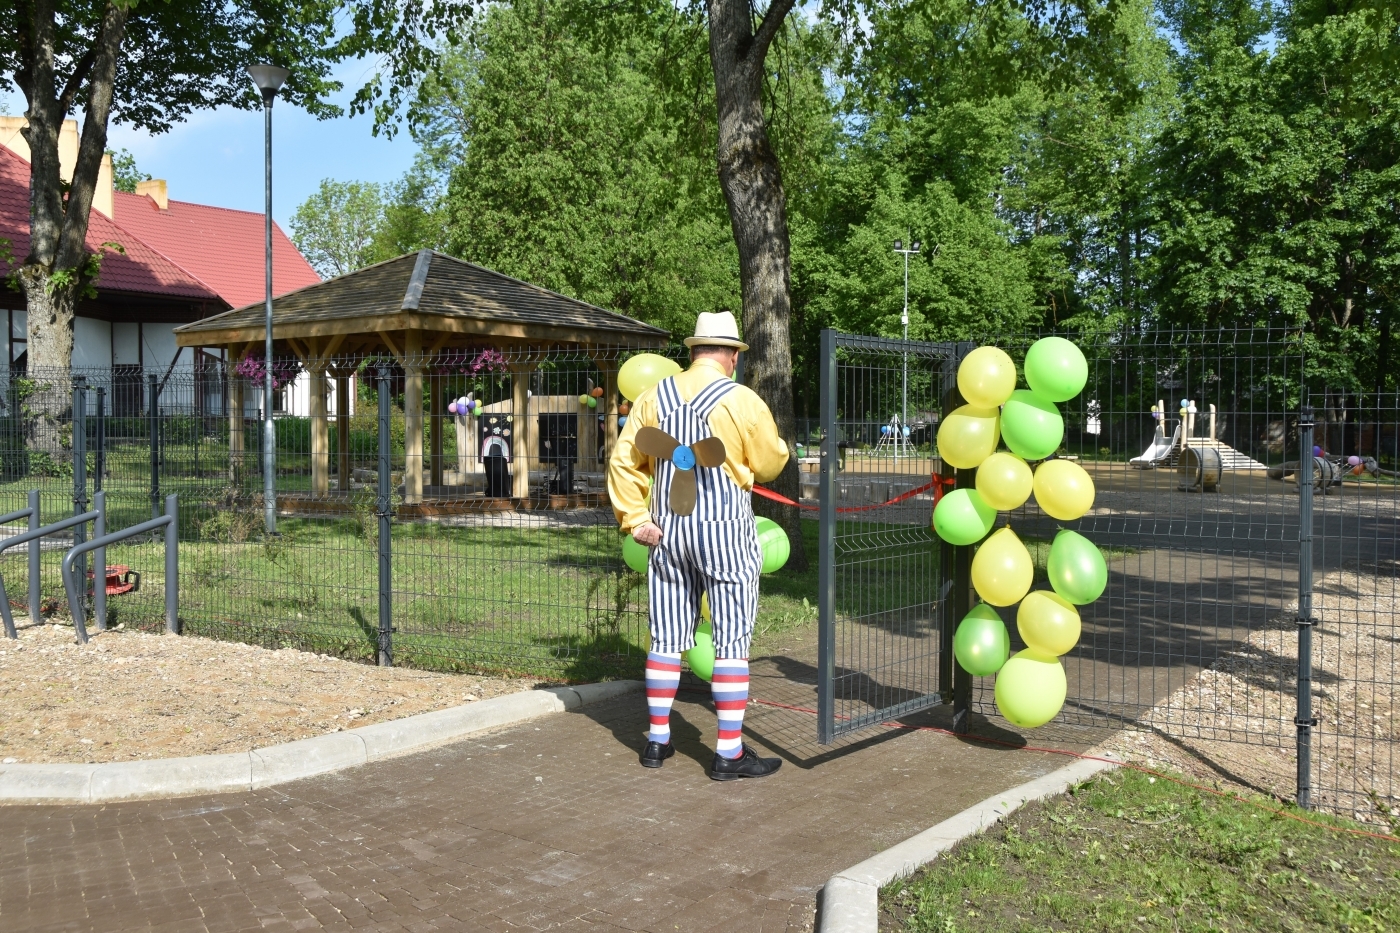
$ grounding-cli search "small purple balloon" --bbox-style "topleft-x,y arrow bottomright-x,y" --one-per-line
1349,455 -> 1362,466
1313,446 -> 1323,457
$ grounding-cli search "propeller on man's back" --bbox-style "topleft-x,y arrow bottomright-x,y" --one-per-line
634,426 -> 726,516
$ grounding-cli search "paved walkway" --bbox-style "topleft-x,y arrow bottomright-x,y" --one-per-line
0,656 -> 1107,933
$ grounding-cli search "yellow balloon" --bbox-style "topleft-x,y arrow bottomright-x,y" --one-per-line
937,405 -> 1000,470
1017,590 -> 1081,656
971,527 -> 1033,606
1032,459 -> 1096,521
618,353 -> 682,402
975,452 -> 1033,511
700,592 -> 711,623
957,346 -> 1018,409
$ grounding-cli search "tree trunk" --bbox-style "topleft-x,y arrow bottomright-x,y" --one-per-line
16,0 -> 129,373
13,267 -> 77,458
706,0 -> 807,571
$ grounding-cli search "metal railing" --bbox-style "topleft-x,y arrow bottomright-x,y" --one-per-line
0,489 -> 39,638
62,494 -> 177,638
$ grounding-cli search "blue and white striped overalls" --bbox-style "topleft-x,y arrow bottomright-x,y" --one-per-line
647,375 -> 764,659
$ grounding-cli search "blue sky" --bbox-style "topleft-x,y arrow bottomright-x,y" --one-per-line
4,69 -> 421,231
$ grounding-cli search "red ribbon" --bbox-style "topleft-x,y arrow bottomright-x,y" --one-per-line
753,474 -> 955,513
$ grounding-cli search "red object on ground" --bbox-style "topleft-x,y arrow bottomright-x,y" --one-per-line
87,565 -> 140,597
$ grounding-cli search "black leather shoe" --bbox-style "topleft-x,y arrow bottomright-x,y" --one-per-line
709,744 -> 782,781
639,740 -> 675,769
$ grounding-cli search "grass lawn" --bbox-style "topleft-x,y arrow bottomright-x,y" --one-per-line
881,767 -> 1400,932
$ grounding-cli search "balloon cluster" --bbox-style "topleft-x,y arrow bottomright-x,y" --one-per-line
932,337 -> 1109,729
578,386 -> 603,410
448,395 -> 483,417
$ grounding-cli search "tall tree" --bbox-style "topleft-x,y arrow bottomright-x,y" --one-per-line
291,179 -> 387,278
705,0 -> 806,558
0,0 -> 472,384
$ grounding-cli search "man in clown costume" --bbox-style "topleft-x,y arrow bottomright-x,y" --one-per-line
608,311 -> 790,780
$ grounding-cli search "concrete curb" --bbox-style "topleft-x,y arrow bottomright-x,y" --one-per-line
817,754 -> 1118,932
0,681 -> 641,805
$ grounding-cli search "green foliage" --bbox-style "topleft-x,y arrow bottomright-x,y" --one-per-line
290,179 -> 389,278
430,0 -> 741,336
107,148 -> 150,194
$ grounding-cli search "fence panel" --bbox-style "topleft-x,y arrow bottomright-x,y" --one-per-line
818,331 -> 959,742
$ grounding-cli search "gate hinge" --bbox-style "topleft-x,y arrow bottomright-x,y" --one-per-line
1294,717 -> 1318,728
1295,615 -> 1317,627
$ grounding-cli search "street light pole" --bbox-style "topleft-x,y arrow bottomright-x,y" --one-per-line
248,64 -> 290,536
893,238 -> 921,455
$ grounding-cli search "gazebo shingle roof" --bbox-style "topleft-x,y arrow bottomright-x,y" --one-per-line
173,250 -> 668,350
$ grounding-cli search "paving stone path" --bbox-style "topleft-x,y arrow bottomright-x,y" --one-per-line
0,656 -> 1105,933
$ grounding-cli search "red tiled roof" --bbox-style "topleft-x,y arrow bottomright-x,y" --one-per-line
113,191 -> 320,309
0,146 -> 221,302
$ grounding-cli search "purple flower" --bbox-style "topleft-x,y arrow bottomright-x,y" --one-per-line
235,355 -> 302,391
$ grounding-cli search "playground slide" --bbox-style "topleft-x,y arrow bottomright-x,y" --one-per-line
1130,424 -> 1180,468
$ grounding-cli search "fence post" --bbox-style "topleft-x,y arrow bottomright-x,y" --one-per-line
72,377 -> 88,625
937,354 -> 958,704
951,342 -> 976,735
92,490 -> 106,632
817,328 -> 837,744
165,494 -> 179,634
93,386 -> 105,493
376,366 -> 393,667
149,374 -> 160,519
27,489 -> 39,624
1295,404 -> 1317,810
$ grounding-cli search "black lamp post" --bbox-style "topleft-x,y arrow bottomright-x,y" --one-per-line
247,64 -> 290,535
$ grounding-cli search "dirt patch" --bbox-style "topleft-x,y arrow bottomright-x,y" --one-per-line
0,623 -> 539,764
1091,569 -> 1398,825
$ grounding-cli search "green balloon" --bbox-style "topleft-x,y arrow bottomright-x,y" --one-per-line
953,604 -> 1010,676
1047,529 -> 1108,605
756,517 -> 791,573
994,648 -> 1067,728
933,489 -> 997,546
622,534 -> 649,574
685,622 -> 715,681
1000,390 -> 1064,461
1024,337 -> 1088,403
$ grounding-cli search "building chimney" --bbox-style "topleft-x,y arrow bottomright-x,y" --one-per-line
93,153 -> 114,218
136,179 -> 168,210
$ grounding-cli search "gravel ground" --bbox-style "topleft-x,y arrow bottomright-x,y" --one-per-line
0,623 -> 538,764
1091,568 -> 1399,825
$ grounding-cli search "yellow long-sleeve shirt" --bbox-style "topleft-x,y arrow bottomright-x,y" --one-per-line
608,357 -> 790,534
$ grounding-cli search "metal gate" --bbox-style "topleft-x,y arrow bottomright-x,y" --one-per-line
816,330 -> 962,742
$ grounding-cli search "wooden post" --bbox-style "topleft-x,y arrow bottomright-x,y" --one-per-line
228,345 -> 246,485
404,331 -> 424,504
309,362 -> 330,496
510,362 -> 536,499
430,371 -> 444,489
336,371 -> 351,490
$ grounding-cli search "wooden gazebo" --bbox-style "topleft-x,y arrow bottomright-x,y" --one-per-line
174,250 -> 669,504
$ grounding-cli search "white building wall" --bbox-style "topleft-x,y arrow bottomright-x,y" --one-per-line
72,316 -> 111,371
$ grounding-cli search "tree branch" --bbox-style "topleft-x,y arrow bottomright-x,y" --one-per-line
56,43 -> 100,118
751,0 -> 797,64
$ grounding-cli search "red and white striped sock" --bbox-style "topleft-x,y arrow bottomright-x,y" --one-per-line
645,652 -> 682,744
712,659 -> 749,759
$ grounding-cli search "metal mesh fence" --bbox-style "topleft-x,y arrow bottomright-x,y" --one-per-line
0,347 -> 685,681
1,326 -> 1394,814
817,326 -> 1399,814
816,332 -> 957,741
